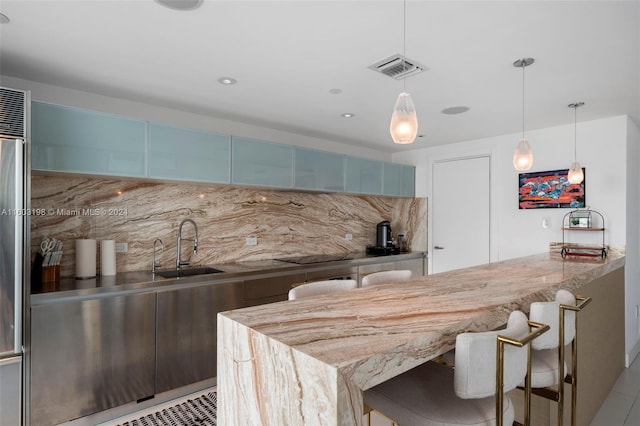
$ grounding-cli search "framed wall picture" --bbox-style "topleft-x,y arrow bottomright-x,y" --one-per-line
518,168 -> 585,209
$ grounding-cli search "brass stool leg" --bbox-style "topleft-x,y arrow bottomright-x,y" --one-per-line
560,296 -> 591,426
558,306 -> 566,426
570,313 -> 579,426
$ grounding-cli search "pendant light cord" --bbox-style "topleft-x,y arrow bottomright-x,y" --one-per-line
403,0 -> 407,92
574,105 -> 578,160
522,61 -> 525,139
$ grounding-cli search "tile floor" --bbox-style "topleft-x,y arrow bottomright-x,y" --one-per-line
99,357 -> 640,426
590,355 -> 640,426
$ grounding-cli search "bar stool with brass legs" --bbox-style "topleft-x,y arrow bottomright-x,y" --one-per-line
524,289 -> 592,426
364,310 -> 549,426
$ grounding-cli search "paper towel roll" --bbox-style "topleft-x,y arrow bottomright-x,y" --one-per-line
75,239 -> 96,279
100,240 -> 117,276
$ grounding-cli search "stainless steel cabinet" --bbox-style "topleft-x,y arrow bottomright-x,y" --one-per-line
30,291 -> 156,426
243,273 -> 306,307
156,281 -> 243,393
0,356 -> 21,426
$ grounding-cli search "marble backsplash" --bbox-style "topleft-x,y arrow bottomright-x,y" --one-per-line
31,173 -> 427,279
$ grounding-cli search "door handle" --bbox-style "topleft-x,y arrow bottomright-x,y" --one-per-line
434,246 -> 445,250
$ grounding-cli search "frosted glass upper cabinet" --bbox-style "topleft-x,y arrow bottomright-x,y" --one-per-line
345,156 -> 382,195
383,162 -> 415,197
148,123 -> 231,183
31,101 -> 146,177
402,165 -> 415,196
294,147 -> 345,192
232,137 -> 293,188
383,162 -> 403,196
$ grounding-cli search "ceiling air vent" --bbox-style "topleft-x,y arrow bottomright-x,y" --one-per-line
368,54 -> 426,80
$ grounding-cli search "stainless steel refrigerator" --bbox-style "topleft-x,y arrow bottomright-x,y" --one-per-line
0,86 -> 30,425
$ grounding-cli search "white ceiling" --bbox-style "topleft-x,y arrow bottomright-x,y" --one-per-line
1,0 -> 639,153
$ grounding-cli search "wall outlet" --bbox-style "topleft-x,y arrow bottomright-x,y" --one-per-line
345,233 -> 353,241
245,237 -> 258,246
115,242 -> 128,253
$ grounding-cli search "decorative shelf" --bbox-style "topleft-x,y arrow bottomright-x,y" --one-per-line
561,209 -> 607,259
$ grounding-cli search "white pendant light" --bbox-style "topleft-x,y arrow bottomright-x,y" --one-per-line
567,102 -> 585,184
390,93 -> 418,144
390,0 -> 418,144
512,58 -> 534,171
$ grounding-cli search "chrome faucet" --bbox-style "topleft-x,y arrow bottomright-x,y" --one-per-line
177,219 -> 198,269
152,238 -> 164,274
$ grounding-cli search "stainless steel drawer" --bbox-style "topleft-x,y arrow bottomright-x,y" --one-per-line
305,266 -> 358,282
156,280 -> 242,394
243,273 -> 306,302
31,291 -> 156,426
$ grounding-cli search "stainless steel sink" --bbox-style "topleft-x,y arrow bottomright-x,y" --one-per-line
154,266 -> 224,278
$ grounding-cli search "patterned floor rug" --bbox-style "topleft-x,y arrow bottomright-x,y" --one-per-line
118,392 -> 217,426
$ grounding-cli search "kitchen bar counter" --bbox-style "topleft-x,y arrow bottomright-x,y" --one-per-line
217,249 -> 626,426
31,251 -> 425,303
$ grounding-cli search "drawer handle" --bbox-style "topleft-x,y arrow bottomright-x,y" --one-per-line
434,246 -> 445,250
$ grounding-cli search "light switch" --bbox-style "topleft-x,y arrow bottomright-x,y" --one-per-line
542,217 -> 551,229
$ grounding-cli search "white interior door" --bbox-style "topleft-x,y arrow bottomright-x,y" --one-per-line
432,156 -> 490,274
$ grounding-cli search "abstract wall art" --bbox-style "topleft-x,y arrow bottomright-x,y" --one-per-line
519,168 -> 586,209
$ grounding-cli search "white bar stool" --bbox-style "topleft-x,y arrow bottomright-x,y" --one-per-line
364,311 -> 549,426
525,289 -> 592,426
287,279 -> 357,300
361,270 -> 412,287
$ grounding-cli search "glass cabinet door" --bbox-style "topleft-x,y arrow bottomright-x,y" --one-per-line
402,165 -> 415,196
294,147 -> 345,192
232,137 -> 293,188
148,123 -> 230,183
383,162 -> 403,196
31,102 -> 146,177
345,156 -> 382,195
383,162 -> 415,197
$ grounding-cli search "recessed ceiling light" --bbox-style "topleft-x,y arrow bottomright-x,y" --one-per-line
441,106 -> 470,115
0,13 -> 10,24
341,113 -> 355,118
154,0 -> 203,11
218,77 -> 237,85
329,88 -> 342,95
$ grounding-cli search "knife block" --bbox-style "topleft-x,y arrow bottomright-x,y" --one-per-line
42,265 -> 60,292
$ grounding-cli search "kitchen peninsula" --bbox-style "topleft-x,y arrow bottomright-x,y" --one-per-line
218,250 -> 625,426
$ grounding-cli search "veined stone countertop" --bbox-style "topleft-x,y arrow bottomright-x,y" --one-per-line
31,251 -> 425,303
217,249 -> 625,426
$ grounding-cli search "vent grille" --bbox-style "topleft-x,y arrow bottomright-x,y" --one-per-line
0,87 -> 26,138
368,54 -> 426,80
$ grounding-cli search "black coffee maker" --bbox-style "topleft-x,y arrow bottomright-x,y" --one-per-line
376,220 -> 393,247
367,220 -> 400,255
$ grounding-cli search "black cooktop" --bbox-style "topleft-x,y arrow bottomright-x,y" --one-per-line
275,254 -> 354,265
366,245 -> 401,256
